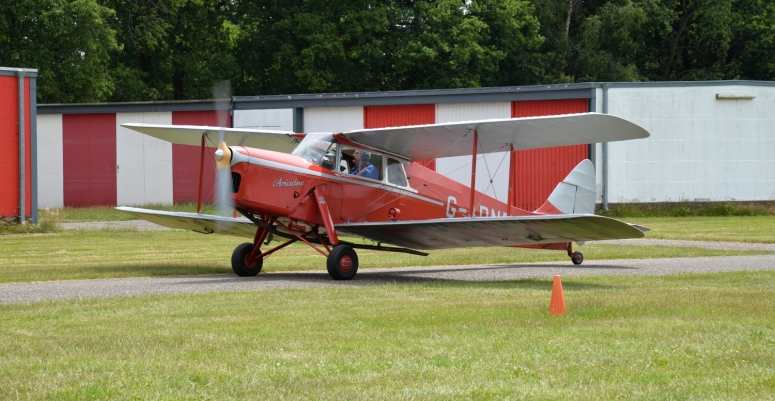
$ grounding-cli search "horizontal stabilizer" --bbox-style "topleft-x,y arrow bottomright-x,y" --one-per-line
115,207 -> 257,238
121,123 -> 300,153
336,214 -> 645,250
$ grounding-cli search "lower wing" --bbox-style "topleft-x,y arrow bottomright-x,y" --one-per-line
336,214 -> 647,250
115,207 -> 257,237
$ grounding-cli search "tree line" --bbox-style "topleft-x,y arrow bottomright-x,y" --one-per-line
1,0 -> 773,104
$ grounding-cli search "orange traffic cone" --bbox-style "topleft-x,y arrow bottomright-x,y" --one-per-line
550,275 -> 567,316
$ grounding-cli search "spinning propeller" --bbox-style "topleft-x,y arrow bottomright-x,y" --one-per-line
211,80 -> 235,219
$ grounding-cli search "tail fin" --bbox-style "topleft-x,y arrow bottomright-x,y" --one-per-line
536,159 -> 596,215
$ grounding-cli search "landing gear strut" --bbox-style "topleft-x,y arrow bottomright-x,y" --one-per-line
234,208 -> 361,280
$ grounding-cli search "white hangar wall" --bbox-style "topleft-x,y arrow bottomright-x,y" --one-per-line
115,112 -> 173,206
304,107 -> 364,132
600,84 -> 775,203
36,114 -> 64,208
233,109 -> 294,130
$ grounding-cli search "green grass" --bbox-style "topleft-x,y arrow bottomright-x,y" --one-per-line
57,202 -> 219,222
1,271 -> 773,400
600,201 -> 775,217
0,229 -> 771,283
622,216 -> 775,243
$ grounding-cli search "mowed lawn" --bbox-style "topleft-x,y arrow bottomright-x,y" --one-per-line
1,214 -> 773,399
1,272 -> 773,399
630,215 -> 775,243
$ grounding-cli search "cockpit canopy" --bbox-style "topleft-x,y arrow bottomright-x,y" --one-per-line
292,133 -> 337,167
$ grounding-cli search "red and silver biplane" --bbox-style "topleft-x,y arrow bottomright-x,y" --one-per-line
118,112 -> 649,280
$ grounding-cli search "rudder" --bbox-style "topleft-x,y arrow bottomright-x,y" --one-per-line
535,159 -> 596,214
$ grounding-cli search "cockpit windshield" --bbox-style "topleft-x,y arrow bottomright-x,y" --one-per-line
292,133 -> 337,169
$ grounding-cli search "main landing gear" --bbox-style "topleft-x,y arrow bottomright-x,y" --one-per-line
230,209 -> 361,280
232,187 -> 370,280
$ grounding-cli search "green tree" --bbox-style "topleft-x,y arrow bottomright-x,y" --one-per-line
234,0 -> 545,95
568,0 -> 649,82
235,0 -> 396,95
528,0 -> 774,83
470,0 -> 547,86
0,0 -> 117,103
104,0 -> 239,101
389,0 -> 507,89
726,0 -> 775,80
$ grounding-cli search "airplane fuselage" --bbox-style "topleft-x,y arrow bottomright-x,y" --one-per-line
230,146 -> 536,233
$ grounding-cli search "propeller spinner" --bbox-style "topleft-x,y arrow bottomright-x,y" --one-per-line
214,141 -> 232,169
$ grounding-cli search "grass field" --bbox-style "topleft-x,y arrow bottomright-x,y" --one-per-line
1,208 -> 774,398
0,229 -> 772,283
633,216 -> 775,243
1,271 -> 773,399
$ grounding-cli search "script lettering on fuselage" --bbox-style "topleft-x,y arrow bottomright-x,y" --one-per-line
273,178 -> 305,187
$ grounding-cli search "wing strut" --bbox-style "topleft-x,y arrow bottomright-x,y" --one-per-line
469,130 -> 478,217
507,144 -> 515,212
197,134 -> 206,213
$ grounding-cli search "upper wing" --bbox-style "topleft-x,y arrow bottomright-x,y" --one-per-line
336,214 -> 646,250
340,113 -> 649,161
116,207 -> 257,238
121,123 -> 300,153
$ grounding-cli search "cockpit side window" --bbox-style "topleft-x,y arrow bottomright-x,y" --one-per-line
387,158 -> 408,187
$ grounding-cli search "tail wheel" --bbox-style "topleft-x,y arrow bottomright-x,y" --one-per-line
571,251 -> 584,265
231,242 -> 263,276
326,245 -> 358,280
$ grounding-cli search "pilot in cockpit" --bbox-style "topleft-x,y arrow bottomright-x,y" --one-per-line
349,150 -> 378,179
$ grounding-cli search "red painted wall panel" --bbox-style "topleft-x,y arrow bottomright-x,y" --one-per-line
511,99 -> 589,211
0,76 -> 32,218
363,104 -> 436,170
63,114 -> 117,207
171,111 -> 225,204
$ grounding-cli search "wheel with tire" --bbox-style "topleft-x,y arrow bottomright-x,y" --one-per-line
231,243 -> 263,276
326,245 -> 358,280
571,251 -> 584,265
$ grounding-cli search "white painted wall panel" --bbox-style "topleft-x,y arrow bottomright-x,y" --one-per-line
304,107 -> 364,132
435,102 -> 511,202
607,85 -> 775,202
36,114 -> 64,208
234,109 -> 294,131
116,112 -> 173,205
